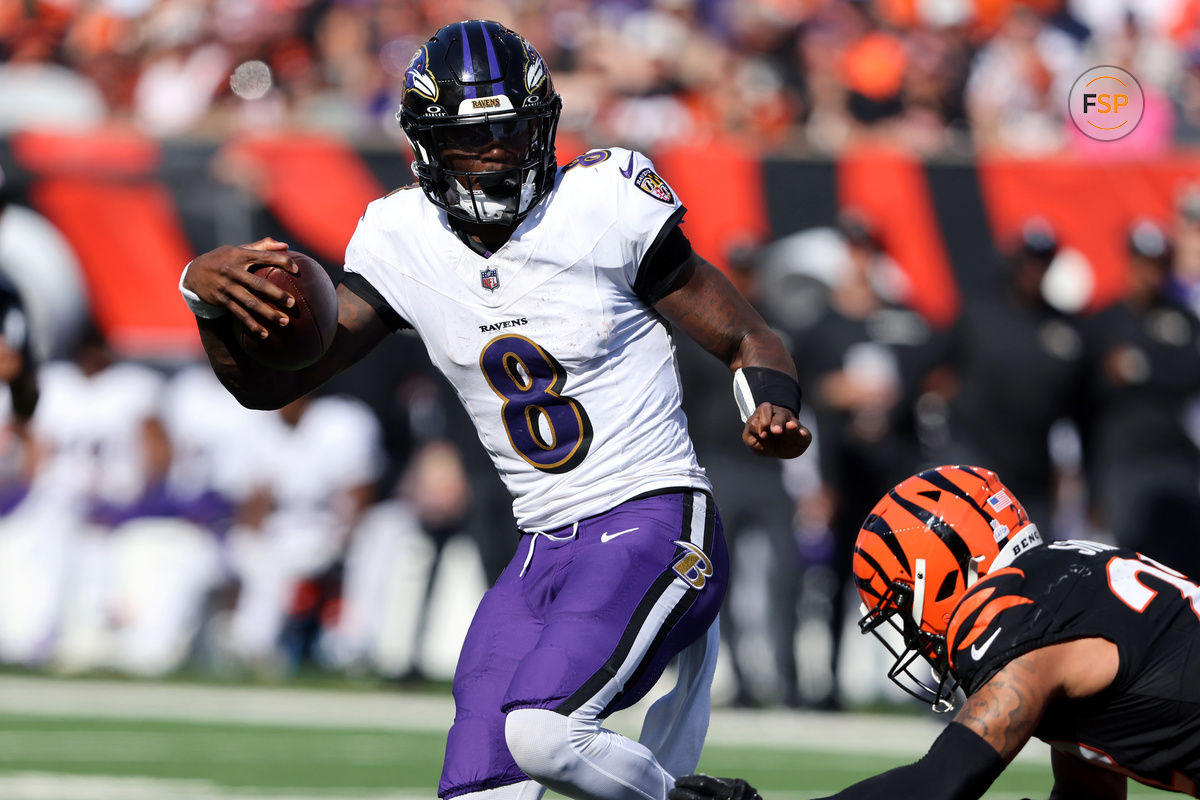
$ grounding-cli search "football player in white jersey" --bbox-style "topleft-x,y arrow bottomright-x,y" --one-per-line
224,392 -> 383,669
180,19 -> 810,800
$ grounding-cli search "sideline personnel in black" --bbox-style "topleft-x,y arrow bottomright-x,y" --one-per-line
935,221 -> 1086,529
1079,220 -> 1200,577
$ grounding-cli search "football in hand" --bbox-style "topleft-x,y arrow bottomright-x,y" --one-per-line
237,250 -> 338,371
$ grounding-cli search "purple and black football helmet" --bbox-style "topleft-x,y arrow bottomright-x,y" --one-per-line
398,20 -> 562,227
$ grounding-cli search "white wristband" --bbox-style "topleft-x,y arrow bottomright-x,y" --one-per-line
732,366 -> 803,423
732,368 -> 756,423
179,261 -> 226,319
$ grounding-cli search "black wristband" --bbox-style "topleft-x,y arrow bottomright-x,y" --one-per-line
732,366 -> 802,421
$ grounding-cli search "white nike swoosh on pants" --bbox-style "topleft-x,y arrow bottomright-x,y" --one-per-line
600,527 -> 639,543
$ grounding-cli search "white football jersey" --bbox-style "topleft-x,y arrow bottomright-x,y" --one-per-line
31,360 -> 165,508
344,148 -> 710,530
160,364 -> 262,503
242,395 -> 384,513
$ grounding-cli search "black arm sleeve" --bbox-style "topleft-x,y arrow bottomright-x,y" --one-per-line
338,267 -> 411,332
813,723 -> 1005,800
633,207 -> 691,304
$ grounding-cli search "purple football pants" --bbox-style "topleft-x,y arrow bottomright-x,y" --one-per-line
438,488 -> 728,799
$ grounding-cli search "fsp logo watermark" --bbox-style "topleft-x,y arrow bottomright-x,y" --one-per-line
1068,66 -> 1144,141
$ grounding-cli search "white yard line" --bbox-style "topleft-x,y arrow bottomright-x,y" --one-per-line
0,676 -> 453,732
0,675 -> 1071,800
0,773 -> 427,800
0,774 -> 1165,800
0,674 -> 1050,764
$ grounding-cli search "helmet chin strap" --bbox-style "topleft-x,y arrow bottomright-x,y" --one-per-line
911,558 -> 927,632
967,554 -> 986,588
451,177 -> 511,223
448,171 -> 538,224
908,562 -> 959,715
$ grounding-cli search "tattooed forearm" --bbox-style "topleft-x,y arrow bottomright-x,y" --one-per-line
956,657 -> 1049,762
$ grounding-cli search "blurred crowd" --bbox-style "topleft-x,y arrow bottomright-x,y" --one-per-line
6,0 -> 1200,155
0,319 -> 488,681
676,188 -> 1200,708
6,0 -> 1200,710
3,179 -> 1200,712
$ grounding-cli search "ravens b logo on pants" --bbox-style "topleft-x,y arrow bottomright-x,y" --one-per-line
672,541 -> 713,590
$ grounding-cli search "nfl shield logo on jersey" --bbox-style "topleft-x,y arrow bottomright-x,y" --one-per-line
481,267 -> 500,292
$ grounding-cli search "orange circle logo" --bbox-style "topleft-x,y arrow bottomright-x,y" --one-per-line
1068,66 -> 1144,141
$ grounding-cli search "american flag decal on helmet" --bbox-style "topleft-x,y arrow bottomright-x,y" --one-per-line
987,491 -> 1012,512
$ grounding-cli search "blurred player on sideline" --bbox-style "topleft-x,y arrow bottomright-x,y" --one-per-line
933,220 -> 1087,529
1078,221 -> 1200,577
224,391 -> 383,671
0,326 -> 164,668
672,465 -> 1200,800
180,19 -> 810,800
0,165 -> 38,434
0,165 -> 44,664
98,362 -> 258,677
0,272 -> 37,430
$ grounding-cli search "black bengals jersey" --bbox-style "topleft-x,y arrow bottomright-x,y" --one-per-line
946,540 -> 1200,795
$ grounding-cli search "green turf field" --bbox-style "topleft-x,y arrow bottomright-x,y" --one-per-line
0,677 -> 1173,800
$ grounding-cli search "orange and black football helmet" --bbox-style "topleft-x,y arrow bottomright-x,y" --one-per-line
853,465 -> 1043,709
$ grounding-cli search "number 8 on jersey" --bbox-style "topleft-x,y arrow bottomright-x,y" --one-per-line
480,334 -> 593,473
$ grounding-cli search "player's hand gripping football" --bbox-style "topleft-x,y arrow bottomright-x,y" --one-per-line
671,775 -> 763,800
743,403 -> 812,459
183,237 -> 297,338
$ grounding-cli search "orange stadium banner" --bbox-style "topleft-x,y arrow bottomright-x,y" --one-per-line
977,156 -> 1200,311
222,134 -> 386,267
654,136 -> 770,274
9,132 -> 1200,359
837,145 -> 961,328
12,128 -> 199,356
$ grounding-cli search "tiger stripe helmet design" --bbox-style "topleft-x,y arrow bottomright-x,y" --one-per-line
853,465 -> 1043,709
